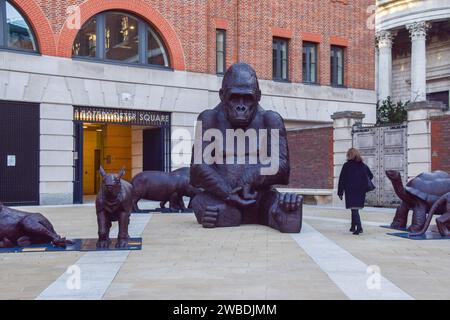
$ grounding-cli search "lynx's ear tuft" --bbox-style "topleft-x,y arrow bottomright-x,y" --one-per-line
99,166 -> 107,178
118,167 -> 125,179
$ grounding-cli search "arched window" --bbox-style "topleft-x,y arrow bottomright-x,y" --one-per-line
73,11 -> 169,68
0,0 -> 38,52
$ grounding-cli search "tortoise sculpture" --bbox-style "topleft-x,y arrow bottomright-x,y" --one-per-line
386,170 -> 450,232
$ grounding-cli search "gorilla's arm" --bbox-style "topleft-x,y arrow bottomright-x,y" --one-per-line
242,110 -> 290,189
190,110 -> 233,200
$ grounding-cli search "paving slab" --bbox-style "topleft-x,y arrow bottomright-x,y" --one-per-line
1,204 -> 449,300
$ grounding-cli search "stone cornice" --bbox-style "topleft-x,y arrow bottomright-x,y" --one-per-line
331,111 -> 366,120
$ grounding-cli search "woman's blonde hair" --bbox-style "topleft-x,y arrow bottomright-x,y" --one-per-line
347,148 -> 363,162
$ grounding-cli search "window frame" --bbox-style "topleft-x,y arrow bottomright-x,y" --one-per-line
73,11 -> 170,69
216,29 -> 226,75
330,45 -> 345,87
0,0 -> 39,54
273,37 -> 289,82
302,41 -> 318,84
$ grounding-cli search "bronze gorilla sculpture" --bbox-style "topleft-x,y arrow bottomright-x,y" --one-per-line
96,167 -> 133,248
190,63 -> 302,233
0,203 -> 71,248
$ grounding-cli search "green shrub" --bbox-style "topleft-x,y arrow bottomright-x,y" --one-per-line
376,96 -> 409,125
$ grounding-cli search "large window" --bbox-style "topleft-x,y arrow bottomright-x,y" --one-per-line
427,91 -> 449,109
73,11 -> 169,68
273,38 -> 288,81
216,29 -> 226,74
302,42 -> 317,83
0,0 -> 37,52
330,45 -> 344,86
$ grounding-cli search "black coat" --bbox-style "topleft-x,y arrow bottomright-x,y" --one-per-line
338,160 -> 374,209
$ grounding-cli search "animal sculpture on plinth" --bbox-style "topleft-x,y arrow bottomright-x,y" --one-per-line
96,167 -> 133,248
386,170 -> 450,232
189,63 -> 303,233
0,203 -> 72,248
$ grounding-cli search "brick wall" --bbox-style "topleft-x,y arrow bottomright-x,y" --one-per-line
431,115 -> 450,173
287,126 -> 334,189
11,0 -> 375,89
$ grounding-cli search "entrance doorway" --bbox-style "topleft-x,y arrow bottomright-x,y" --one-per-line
82,123 -> 134,196
73,106 -> 171,204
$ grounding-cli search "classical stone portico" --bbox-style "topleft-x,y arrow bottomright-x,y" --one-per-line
375,0 -> 450,179
376,0 -> 450,105
376,20 -> 431,103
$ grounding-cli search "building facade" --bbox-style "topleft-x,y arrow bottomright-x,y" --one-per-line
0,0 -> 376,205
375,0 -> 450,180
376,0 -> 450,105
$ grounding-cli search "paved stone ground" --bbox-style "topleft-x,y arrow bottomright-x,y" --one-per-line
1,203 -> 449,300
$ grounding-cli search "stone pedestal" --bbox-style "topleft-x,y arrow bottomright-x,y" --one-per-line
406,101 -> 444,180
331,111 -> 365,207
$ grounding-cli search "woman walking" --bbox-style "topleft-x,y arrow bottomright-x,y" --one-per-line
338,148 -> 374,235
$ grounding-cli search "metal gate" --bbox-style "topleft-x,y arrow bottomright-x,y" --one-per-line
352,123 -> 407,207
0,101 -> 40,206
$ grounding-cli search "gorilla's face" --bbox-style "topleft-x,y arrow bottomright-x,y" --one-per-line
222,92 -> 258,128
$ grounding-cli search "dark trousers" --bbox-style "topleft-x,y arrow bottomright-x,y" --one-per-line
351,209 -> 361,227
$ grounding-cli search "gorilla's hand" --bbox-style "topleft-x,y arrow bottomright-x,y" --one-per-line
225,187 -> 256,207
242,184 -> 258,201
277,193 -> 302,212
202,206 -> 219,228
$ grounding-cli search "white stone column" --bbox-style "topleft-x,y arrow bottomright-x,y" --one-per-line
406,101 -> 443,180
331,111 -> 365,207
406,21 -> 430,102
376,30 -> 395,101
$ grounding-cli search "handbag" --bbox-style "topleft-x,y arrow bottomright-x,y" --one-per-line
365,166 -> 376,192
367,177 -> 376,192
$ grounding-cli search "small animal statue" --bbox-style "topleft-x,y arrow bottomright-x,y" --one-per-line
410,192 -> 450,237
386,170 -> 450,232
131,169 -> 199,213
0,202 -> 72,248
96,166 -> 133,248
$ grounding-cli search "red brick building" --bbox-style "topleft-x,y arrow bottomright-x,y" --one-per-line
431,115 -> 450,173
0,0 -> 376,205
21,0 -> 375,87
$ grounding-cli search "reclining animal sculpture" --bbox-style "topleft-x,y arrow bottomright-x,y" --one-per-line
0,203 -> 72,248
96,167 -> 133,248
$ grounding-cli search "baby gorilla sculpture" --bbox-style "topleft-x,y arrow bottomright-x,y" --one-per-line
0,203 -> 71,248
190,63 -> 302,233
